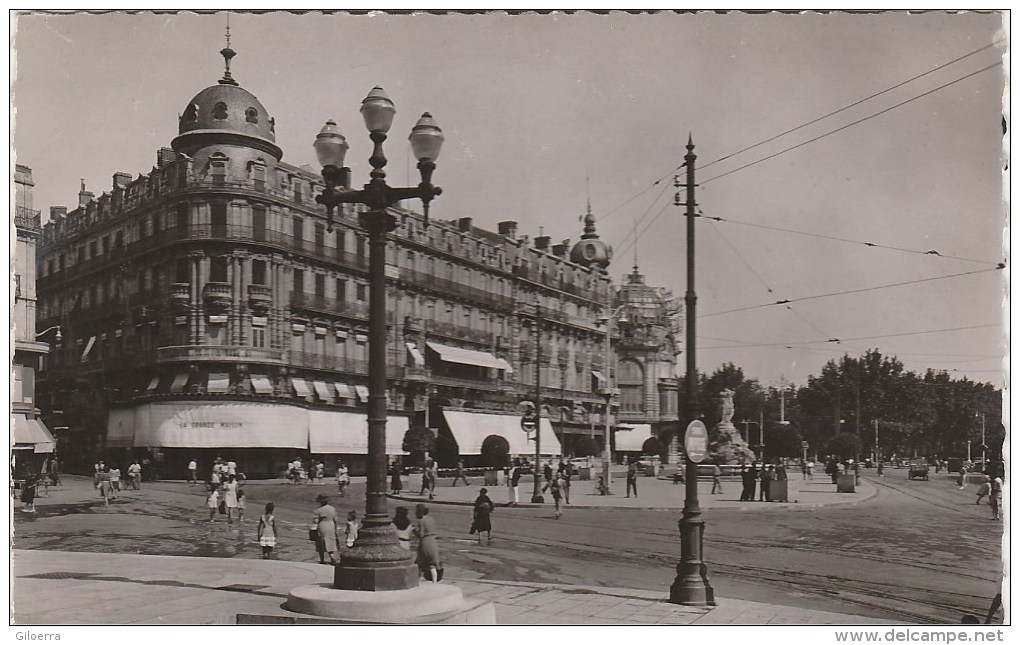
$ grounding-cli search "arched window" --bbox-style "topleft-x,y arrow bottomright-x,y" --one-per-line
213,102 -> 228,120
183,103 -> 199,125
245,107 -> 259,124
618,359 -> 644,412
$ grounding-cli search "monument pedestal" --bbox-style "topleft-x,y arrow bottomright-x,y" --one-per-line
286,582 -> 495,624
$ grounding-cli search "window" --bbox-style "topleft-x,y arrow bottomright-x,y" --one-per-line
356,283 -> 367,302
176,258 -> 190,282
252,205 -> 267,242
315,224 -> 325,252
245,107 -> 258,124
252,326 -> 266,348
356,236 -> 366,258
151,266 -> 161,294
293,269 -> 304,294
252,163 -> 265,190
252,259 -> 267,285
114,230 -> 123,250
293,217 -> 304,248
210,256 -> 228,283
213,102 -> 228,119
336,279 -> 347,302
183,103 -> 198,125
139,217 -> 148,238
89,240 -> 97,259
137,269 -> 147,293
210,154 -> 228,184
102,236 -> 110,255
315,273 -> 325,297
405,250 -> 415,270
176,203 -> 189,231
335,229 -> 346,253
211,203 -> 227,238
14,274 -> 20,299
293,180 -> 303,204
77,247 -> 85,264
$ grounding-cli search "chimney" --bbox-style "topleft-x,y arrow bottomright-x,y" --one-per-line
78,179 -> 94,208
49,206 -> 67,221
534,235 -> 551,251
113,172 -> 132,189
457,217 -> 472,232
497,220 -> 518,238
157,147 -> 176,167
552,241 -> 569,257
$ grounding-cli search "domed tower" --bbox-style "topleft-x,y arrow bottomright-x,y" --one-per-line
569,198 -> 612,271
171,32 -> 282,180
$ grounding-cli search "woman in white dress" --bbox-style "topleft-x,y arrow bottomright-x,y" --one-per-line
222,475 -> 239,524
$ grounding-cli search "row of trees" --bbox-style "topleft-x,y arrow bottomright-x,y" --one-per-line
680,350 -> 1003,463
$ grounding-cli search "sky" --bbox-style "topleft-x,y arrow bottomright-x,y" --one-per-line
11,10 -> 1007,389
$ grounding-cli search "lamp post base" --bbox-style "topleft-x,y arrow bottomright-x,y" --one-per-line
333,523 -> 419,591
668,516 -> 715,606
287,582 -> 495,624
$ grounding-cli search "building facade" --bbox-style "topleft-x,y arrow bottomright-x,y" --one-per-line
34,47 -> 681,477
13,164 -> 58,471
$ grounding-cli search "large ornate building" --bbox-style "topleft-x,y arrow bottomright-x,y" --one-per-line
34,46 -> 681,476
13,164 -> 57,470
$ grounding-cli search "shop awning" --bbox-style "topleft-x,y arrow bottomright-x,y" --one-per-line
442,409 -> 560,456
426,341 -> 513,373
133,401 -> 308,449
251,375 -> 274,395
406,342 -> 425,367
354,385 -> 370,402
169,373 -> 190,393
81,335 -> 96,362
207,373 -> 231,393
614,423 -> 652,452
334,383 -> 354,399
309,410 -> 408,454
591,370 -> 607,386
12,414 -> 56,453
291,377 -> 312,400
313,380 -> 332,401
146,375 -> 160,392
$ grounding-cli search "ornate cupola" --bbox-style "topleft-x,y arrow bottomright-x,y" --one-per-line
569,196 -> 612,270
171,27 -> 282,161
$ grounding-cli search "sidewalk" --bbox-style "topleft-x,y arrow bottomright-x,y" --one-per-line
391,471 -> 878,510
11,549 -> 899,625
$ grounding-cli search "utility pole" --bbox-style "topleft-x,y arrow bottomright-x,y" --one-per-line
531,303 -> 543,503
669,134 -> 713,606
873,419 -> 879,465
758,409 -> 764,462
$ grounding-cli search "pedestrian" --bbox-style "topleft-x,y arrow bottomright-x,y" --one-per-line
542,462 -> 553,493
750,465 -> 761,501
423,459 -> 437,500
877,461 -> 885,477
312,494 -> 339,565
452,459 -> 470,486
976,480 -> 990,504
392,506 -> 413,550
471,487 -> 495,542
314,461 -> 325,485
414,504 -> 442,582
109,466 -> 121,497
98,469 -> 113,506
762,463 -> 775,504
188,458 -> 198,485
739,465 -> 751,501
227,460 -> 237,478
257,502 -> 277,559
210,466 -> 221,487
508,459 -> 521,507
128,460 -> 142,490
336,460 -> 350,497
625,459 -> 638,498
390,460 -> 404,493
20,473 -> 38,513
222,474 -> 239,524
236,487 -> 246,522
776,463 -> 788,482
550,474 -> 564,519
206,486 -> 220,522
711,463 -> 723,494
344,510 -> 360,548
959,463 -> 969,489
853,460 -> 861,485
806,460 -> 814,480
990,477 -> 1003,520
561,463 -> 571,504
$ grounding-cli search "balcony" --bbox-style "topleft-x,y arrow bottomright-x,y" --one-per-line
203,282 -> 232,310
398,266 -> 514,309
15,206 -> 41,232
425,320 -> 494,345
248,284 -> 272,314
290,292 -> 373,321
157,345 -> 284,365
288,351 -> 369,374
170,283 -> 190,309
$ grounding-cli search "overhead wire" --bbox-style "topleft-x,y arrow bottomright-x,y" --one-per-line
700,323 -> 999,350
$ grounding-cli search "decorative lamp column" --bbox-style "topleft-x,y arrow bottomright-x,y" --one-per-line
313,87 -> 443,592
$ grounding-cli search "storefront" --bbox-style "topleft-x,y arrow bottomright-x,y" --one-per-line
12,412 -> 56,476
438,408 -> 561,467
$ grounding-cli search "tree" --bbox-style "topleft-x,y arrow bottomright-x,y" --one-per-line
766,423 -> 803,459
642,436 -> 663,458
827,432 -> 862,460
402,423 -> 435,465
480,435 -> 510,467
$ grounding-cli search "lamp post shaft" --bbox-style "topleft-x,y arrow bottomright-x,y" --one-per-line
532,307 -> 543,503
670,135 -> 714,606
603,319 -> 613,492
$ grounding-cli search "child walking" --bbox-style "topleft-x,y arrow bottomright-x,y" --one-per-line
236,487 -> 246,522
345,510 -> 360,548
207,486 -> 220,522
258,502 -> 278,559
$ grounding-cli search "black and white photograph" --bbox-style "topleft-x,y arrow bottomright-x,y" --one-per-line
9,9 -> 1008,634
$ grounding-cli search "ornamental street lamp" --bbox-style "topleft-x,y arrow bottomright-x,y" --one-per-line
313,87 -> 443,592
597,306 -> 627,493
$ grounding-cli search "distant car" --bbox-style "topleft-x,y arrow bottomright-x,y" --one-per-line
908,460 -> 930,480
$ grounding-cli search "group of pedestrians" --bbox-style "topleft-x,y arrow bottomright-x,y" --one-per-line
92,460 -> 142,506
738,463 -> 788,502
205,473 -> 245,524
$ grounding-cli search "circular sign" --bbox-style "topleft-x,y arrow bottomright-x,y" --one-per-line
684,420 -> 709,463
521,410 -> 538,432
801,441 -> 810,450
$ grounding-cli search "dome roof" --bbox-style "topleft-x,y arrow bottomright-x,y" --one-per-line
569,200 -> 612,270
170,44 -> 282,160
177,83 -> 276,143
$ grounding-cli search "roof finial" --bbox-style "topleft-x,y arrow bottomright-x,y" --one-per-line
219,12 -> 238,86
581,174 -> 598,239
633,218 -> 640,276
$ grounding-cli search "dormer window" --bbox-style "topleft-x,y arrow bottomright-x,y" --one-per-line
213,102 -> 228,120
182,103 -> 199,125
246,107 -> 259,124
209,152 -> 229,185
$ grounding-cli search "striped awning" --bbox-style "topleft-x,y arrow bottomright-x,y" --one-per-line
146,375 -> 160,392
291,377 -> 312,399
354,385 -> 370,402
170,373 -> 190,392
207,373 -> 231,393
251,375 -> 274,395
313,380 -> 332,401
426,341 -> 513,373
334,383 -> 354,399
